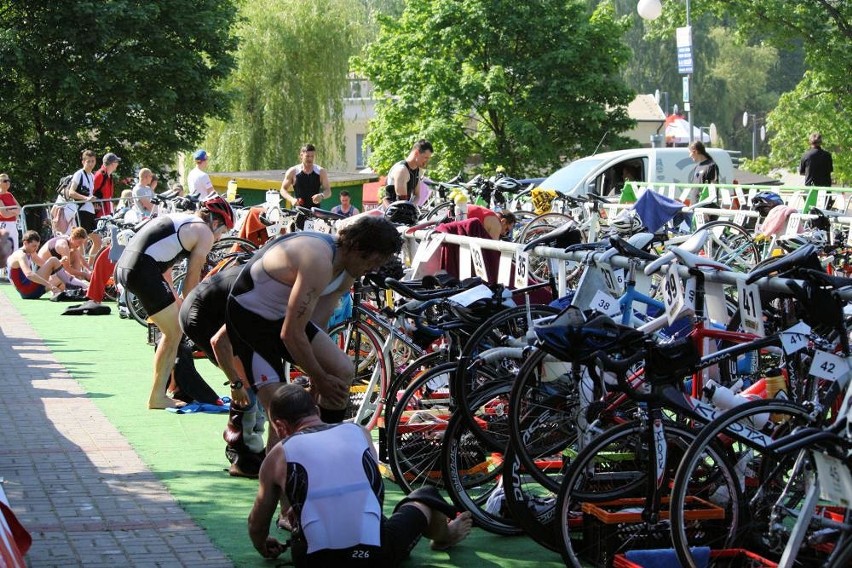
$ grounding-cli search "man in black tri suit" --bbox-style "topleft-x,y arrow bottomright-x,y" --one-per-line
115,196 -> 235,410
280,143 -> 332,208
382,139 -> 433,208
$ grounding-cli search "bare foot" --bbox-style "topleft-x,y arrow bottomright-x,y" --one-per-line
431,512 -> 473,551
148,396 -> 182,410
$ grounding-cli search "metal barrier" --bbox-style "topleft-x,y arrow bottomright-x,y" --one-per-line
20,197 -> 122,237
402,228 -> 852,301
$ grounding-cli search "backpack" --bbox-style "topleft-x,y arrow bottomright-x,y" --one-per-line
56,175 -> 74,200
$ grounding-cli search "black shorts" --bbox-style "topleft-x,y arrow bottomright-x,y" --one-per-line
297,505 -> 427,568
179,269 -> 236,363
226,298 -> 320,391
78,209 -> 96,232
115,252 -> 174,317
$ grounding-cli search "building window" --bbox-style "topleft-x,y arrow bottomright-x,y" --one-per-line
356,134 -> 370,169
347,78 -> 373,100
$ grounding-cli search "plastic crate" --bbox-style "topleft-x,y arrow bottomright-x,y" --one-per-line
613,548 -> 777,568
581,496 -> 725,568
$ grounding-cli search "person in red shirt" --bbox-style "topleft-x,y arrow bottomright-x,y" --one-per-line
94,153 -> 121,218
0,173 -> 21,251
463,204 -> 516,240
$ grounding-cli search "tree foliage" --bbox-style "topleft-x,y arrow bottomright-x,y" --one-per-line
0,1 -> 238,202
203,0 -> 367,172
354,0 -> 636,180
636,0 -> 851,182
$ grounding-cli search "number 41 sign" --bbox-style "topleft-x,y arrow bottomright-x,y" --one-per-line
736,280 -> 765,337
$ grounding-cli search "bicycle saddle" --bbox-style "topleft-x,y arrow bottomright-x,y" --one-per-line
522,221 -> 583,252
744,244 -> 820,285
604,235 -> 657,262
310,207 -> 347,221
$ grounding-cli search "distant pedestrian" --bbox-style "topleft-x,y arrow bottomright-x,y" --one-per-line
686,141 -> 718,204
0,173 -> 21,251
799,132 -> 833,187
188,149 -> 217,200
330,190 -> 359,217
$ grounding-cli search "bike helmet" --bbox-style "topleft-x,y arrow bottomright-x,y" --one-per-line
611,209 -> 644,236
751,191 -> 784,217
777,230 -> 827,252
385,201 -> 420,226
493,176 -> 522,193
203,195 -> 235,229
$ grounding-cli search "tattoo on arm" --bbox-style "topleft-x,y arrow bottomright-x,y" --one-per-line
296,288 -> 317,319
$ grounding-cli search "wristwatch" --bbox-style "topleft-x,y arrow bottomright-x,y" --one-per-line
229,380 -> 244,390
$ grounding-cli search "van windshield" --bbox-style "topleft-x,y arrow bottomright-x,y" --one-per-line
539,157 -> 606,195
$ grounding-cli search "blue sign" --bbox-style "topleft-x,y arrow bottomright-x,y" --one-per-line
677,46 -> 693,74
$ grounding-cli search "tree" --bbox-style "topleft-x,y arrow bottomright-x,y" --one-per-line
203,0 -> 367,172
637,0 -> 851,182
353,0 -> 636,179
767,71 -> 850,185
0,1 -> 238,202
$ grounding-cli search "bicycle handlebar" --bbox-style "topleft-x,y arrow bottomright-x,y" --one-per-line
384,277 -> 483,301
592,348 -> 655,403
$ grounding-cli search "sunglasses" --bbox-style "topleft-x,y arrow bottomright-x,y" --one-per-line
0,180 -> 9,184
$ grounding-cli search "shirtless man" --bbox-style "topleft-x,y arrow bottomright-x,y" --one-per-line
226,215 -> 403,450
38,227 -> 91,282
248,383 -> 472,565
6,231 -> 64,299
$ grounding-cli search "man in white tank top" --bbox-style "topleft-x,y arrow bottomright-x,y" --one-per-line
248,384 -> 472,565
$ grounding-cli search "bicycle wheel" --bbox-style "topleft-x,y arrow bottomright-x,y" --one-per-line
701,220 -> 761,272
455,305 -> 559,447
125,290 -> 149,327
556,420 -> 739,568
425,201 -> 453,222
508,347 -> 599,492
502,443 -> 563,551
441,384 -> 521,535
328,320 -> 389,430
206,237 -> 256,276
385,363 -> 455,494
384,350 -> 449,422
669,399 -> 818,568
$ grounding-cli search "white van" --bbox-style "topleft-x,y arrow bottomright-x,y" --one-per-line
538,147 -> 734,197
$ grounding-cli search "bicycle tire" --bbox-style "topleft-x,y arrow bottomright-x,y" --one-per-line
328,319 -> 390,430
507,346 -> 595,492
441,383 -> 522,536
701,220 -> 761,272
384,350 -> 449,423
206,237 -> 257,276
125,290 -> 149,327
425,201 -> 453,222
669,398 -> 818,568
454,305 -> 559,448
556,420 -> 740,568
385,363 -> 456,494
501,443 -> 562,551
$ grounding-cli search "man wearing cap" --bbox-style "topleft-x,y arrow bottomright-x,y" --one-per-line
188,149 -> 217,201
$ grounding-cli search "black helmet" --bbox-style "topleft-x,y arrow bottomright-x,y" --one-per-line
751,191 -> 783,217
385,201 -> 420,225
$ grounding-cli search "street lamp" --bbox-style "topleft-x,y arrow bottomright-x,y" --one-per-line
637,0 -> 695,144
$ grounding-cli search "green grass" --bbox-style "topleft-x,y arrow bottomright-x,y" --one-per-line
1,285 -> 563,567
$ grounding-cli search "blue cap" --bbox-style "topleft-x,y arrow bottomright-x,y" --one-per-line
193,149 -> 208,161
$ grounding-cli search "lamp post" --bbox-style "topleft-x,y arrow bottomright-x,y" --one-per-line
638,0 -> 694,144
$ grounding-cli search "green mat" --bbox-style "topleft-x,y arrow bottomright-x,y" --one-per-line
1,285 -> 563,567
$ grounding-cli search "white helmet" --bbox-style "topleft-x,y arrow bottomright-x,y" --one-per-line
611,210 -> 644,236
